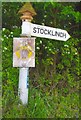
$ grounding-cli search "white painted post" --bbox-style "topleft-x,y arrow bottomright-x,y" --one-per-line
18,20 -> 31,105
19,68 -> 29,104
18,3 -> 36,104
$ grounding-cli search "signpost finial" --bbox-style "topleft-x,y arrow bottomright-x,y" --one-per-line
18,3 -> 37,22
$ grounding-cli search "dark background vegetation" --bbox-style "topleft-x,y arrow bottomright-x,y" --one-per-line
2,2 -> 81,118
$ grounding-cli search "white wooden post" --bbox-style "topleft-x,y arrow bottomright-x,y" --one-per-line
17,3 -> 36,104
18,20 -> 31,104
19,68 -> 29,104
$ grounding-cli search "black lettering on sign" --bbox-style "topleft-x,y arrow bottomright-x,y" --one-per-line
48,29 -> 52,35
63,33 -> 66,38
37,27 -> 40,33
33,27 -> 36,33
55,31 -> 66,38
33,26 -> 67,39
55,31 -> 60,37
40,28 -> 44,34
59,32 -> 65,38
44,29 -> 48,35
52,30 -> 55,36
59,32 -> 64,37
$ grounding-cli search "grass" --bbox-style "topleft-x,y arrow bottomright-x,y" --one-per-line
2,76 -> 79,119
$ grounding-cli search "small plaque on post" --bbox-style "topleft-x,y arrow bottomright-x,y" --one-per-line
13,37 -> 35,67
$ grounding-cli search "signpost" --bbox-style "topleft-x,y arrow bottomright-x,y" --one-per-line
22,22 -> 70,41
13,3 -> 70,105
13,3 -> 36,104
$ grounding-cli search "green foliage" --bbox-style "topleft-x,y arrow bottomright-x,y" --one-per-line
2,2 -> 80,119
